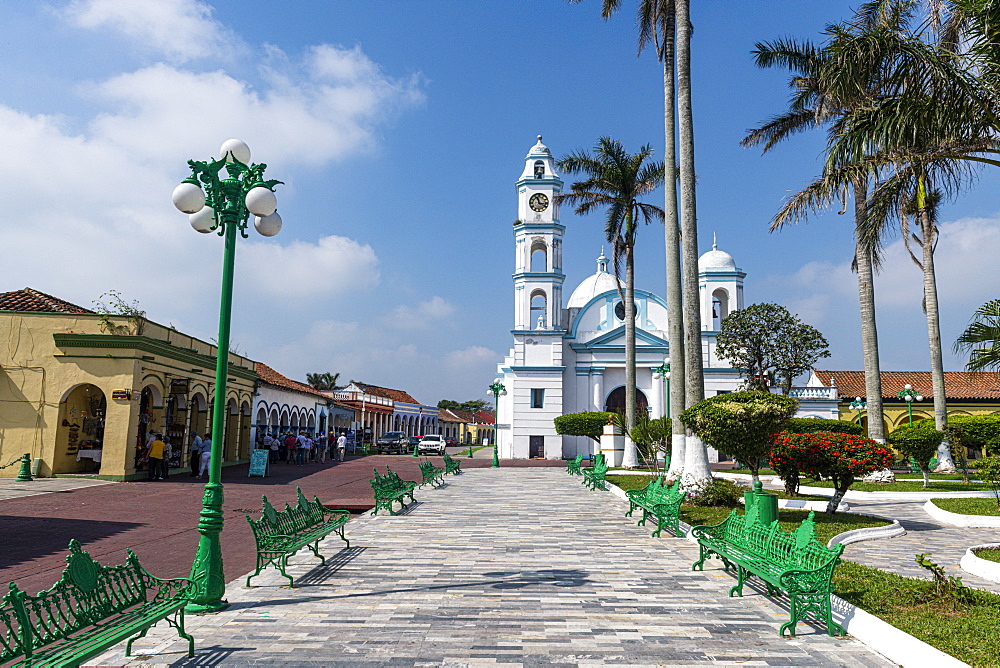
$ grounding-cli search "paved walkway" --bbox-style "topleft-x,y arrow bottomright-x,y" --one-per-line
92,469 -> 887,666
841,499 -> 1000,593
0,476 -> 113,501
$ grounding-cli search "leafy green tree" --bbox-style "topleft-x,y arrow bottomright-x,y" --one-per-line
554,411 -> 613,442
946,414 -> 1000,459
459,399 -> 490,413
678,390 -> 797,485
955,300 -> 1000,372
888,420 -> 945,488
611,412 -> 671,474
715,303 -> 830,394
557,137 -> 664,468
437,399 -> 460,410
306,372 -> 341,391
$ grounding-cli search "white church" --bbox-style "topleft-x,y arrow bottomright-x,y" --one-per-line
494,136 -> 756,461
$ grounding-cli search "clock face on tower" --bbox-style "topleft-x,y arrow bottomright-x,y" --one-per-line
528,193 -> 549,212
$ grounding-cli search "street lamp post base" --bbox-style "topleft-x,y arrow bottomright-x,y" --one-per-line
184,599 -> 230,614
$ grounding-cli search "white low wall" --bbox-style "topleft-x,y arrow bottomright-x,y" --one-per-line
923,499 -> 1000,528
714,472 -> 997,501
960,544 -> 1000,583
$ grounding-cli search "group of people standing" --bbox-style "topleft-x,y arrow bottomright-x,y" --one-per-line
188,432 -> 213,478
257,431 -> 347,465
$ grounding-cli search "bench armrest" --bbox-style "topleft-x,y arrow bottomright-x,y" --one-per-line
139,571 -> 195,600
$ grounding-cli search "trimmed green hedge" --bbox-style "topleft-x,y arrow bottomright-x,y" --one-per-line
785,417 -> 863,435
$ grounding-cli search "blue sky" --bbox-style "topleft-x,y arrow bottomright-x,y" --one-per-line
2,1 -> 998,405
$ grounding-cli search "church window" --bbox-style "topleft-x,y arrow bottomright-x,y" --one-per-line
531,389 -> 545,408
534,161 -> 545,178
530,240 -> 547,272
530,290 -> 547,329
614,300 -> 638,321
712,288 -> 729,330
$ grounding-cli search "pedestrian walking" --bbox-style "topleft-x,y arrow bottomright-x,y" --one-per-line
316,433 -> 327,464
295,432 -> 308,465
147,433 -> 166,481
264,433 -> 278,463
336,432 -> 347,462
284,433 -> 297,464
198,433 -> 212,478
189,433 -> 203,476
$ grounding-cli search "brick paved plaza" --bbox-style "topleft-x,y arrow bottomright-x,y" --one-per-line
87,468 -> 888,666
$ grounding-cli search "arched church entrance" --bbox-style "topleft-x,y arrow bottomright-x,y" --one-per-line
603,386 -> 649,415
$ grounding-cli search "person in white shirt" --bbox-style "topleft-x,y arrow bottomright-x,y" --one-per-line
189,433 -> 203,477
336,432 -> 347,462
295,433 -> 308,465
198,433 -> 212,478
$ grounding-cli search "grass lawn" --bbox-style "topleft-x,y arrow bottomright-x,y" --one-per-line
727,468 -> 982,483
931,497 -> 1000,516
607,474 -> 831,503
974,548 -> 1000,564
678,506 -> 888,545
834,560 -> 1000,667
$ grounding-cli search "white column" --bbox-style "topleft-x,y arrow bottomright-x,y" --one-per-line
650,371 -> 664,419
592,370 -> 604,411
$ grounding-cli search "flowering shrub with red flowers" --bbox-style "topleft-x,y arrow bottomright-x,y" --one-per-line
770,432 -> 894,514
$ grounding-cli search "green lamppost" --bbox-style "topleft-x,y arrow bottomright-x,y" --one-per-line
172,139 -> 283,613
849,396 -> 867,424
897,384 -> 923,426
487,381 -> 506,468
652,360 -> 671,418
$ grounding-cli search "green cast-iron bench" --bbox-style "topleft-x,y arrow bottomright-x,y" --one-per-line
419,460 -> 445,487
566,454 -> 584,476
582,453 -> 609,490
245,487 -> 351,587
369,467 -> 417,515
625,477 -> 687,537
1,539 -> 194,667
442,454 -> 462,475
690,502 -> 845,637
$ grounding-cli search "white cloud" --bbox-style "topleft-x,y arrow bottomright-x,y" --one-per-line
239,236 -> 379,302
385,297 -> 456,329
63,0 -> 242,63
444,345 -> 499,373
758,215 -> 1000,371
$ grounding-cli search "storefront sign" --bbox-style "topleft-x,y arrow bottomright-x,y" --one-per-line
248,449 -> 269,478
169,378 -> 190,395
111,390 -> 131,400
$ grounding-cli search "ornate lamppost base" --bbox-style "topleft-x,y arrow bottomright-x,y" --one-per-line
185,482 -> 229,614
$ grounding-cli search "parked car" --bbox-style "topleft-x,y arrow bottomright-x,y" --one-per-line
375,431 -> 408,454
444,437 -> 457,448
418,434 -> 447,456
408,436 -> 420,451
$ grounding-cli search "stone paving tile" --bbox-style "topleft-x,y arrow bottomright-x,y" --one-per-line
0,476 -> 114,501
842,499 -> 1000,592
89,469 -> 890,667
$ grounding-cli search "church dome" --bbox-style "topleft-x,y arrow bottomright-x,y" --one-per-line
526,134 -> 552,158
698,234 -> 738,272
568,249 -> 622,308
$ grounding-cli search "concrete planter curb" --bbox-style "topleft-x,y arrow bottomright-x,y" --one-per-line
923,499 -> 1000,528
714,471 -> 996,501
960,543 -> 1000,583
604,482 -> 963,667
826,513 -> 905,548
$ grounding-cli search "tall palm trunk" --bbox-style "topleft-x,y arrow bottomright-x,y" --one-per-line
676,0 -> 710,485
917,186 -> 955,471
622,235 -> 639,468
662,12 -> 686,480
853,181 -> 886,444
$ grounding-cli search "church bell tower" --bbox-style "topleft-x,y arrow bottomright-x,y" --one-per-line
513,135 -> 565,330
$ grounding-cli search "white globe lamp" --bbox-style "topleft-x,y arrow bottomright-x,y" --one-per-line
172,182 -> 205,214
219,139 -> 251,164
245,187 -> 277,217
254,211 -> 282,237
190,206 -> 216,233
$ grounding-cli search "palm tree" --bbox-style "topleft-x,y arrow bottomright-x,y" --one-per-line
556,137 -> 665,468
743,31 -> 888,445
306,372 -> 341,391
956,300 -> 1000,371
674,0 -> 711,486
567,0 -> 688,478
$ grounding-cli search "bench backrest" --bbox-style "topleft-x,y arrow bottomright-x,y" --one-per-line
4,540 -> 149,658
725,507 -> 843,572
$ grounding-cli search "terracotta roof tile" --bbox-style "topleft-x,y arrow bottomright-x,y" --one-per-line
355,382 -> 420,405
815,369 -> 1000,401
0,288 -> 93,314
255,363 -> 331,401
